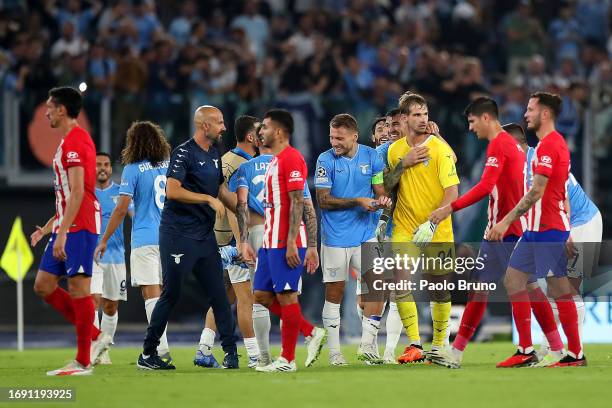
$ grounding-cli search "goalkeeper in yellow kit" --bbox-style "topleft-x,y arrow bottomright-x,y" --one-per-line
385,92 -> 459,363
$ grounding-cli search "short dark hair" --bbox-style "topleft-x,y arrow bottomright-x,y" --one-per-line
234,115 -> 258,143
398,92 -> 427,114
330,113 -> 358,132
371,117 -> 386,134
464,96 -> 499,118
386,108 -> 401,118
96,152 -> 112,161
48,87 -> 82,118
530,91 -> 562,118
264,109 -> 293,135
502,122 -> 526,144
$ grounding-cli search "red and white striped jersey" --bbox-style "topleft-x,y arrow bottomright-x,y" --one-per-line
262,146 -> 308,249
451,131 -> 526,239
52,125 -> 100,234
527,130 -> 570,232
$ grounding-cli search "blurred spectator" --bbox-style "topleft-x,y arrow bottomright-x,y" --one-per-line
50,21 -> 88,60
132,0 -> 163,51
287,13 -> 316,60
169,0 -> 198,46
548,2 -> 582,65
502,1 -> 547,81
576,0 -> 610,47
230,0 -> 269,60
46,0 -> 102,39
517,54 -> 551,93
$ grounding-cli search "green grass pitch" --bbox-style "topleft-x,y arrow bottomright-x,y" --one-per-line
1,343 -> 611,408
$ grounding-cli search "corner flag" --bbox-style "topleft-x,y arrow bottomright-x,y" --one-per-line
0,217 -> 33,281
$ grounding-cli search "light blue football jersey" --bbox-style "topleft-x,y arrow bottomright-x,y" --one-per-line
96,182 -> 133,263
526,147 -> 598,227
230,154 -> 311,216
119,160 -> 169,248
315,144 -> 385,247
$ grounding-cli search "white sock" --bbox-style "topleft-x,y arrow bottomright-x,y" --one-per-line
573,294 -> 585,347
384,302 -> 402,357
199,327 -> 216,355
93,310 -> 100,330
356,303 -> 363,320
101,312 -> 118,342
252,303 -> 271,357
244,337 -> 260,359
360,316 -> 381,347
144,297 -> 170,355
322,300 -> 341,355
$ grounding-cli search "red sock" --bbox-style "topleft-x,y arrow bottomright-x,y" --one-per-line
280,303 -> 301,362
555,294 -> 581,357
528,287 -> 563,351
453,292 -> 488,352
268,300 -> 314,337
72,296 -> 95,367
509,290 -> 533,352
44,287 -> 76,323
44,287 -> 101,340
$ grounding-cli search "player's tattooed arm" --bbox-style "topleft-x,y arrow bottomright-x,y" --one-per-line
303,198 -> 318,248
507,174 -> 548,222
317,188 -> 377,211
287,190 -> 304,245
236,187 -> 250,243
384,162 -> 405,194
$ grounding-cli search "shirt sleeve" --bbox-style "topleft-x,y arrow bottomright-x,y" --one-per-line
314,154 -> 333,189
167,148 -> 189,183
232,163 -> 248,192
375,144 -> 389,168
533,141 -> 555,178
62,136 -> 86,169
285,151 -> 307,192
371,149 -> 385,185
303,182 -> 312,199
387,144 -> 399,169
119,165 -> 137,197
437,145 -> 460,189
451,142 -> 504,211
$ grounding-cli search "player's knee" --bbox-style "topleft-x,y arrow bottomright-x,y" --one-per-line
33,280 -> 53,298
254,291 -> 273,307
103,301 -> 119,315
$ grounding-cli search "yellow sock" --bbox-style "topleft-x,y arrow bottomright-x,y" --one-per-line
396,294 -> 420,344
431,301 -> 451,347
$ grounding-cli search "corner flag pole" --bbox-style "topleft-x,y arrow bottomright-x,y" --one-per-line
17,249 -> 24,352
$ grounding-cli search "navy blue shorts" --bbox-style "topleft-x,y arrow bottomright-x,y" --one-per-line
253,247 -> 306,293
40,231 -> 98,277
472,235 -> 520,283
508,230 -> 570,279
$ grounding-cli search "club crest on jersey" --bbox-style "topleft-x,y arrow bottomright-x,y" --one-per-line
111,195 -> 118,204
199,161 -> 205,166
213,159 -> 219,168
171,254 -> 184,264
359,164 -> 369,174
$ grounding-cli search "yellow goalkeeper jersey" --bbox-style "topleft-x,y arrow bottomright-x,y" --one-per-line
388,135 -> 459,242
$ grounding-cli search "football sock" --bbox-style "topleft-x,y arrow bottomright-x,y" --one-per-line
509,290 -> 533,353
101,312 -> 118,342
44,286 -> 100,340
556,294 -> 582,358
269,299 -> 314,337
199,327 -> 216,355
73,296 -> 95,367
384,302 -> 402,357
243,337 -> 260,359
360,315 -> 381,347
93,310 -> 100,330
431,301 -> 451,348
528,287 -> 563,352
573,294 -> 585,346
453,292 -> 488,352
396,294 -> 420,345
252,303 -> 271,357
322,300 -> 341,355
280,303 -> 301,362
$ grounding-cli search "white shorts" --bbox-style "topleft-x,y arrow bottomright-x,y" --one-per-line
91,263 -> 127,301
568,211 -> 603,279
130,245 -> 162,287
321,238 -> 377,291
249,224 -> 264,255
227,264 -> 252,284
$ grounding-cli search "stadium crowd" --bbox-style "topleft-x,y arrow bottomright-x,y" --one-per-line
1,0 -> 610,162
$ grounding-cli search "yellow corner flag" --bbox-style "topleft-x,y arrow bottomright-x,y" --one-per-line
0,217 -> 34,281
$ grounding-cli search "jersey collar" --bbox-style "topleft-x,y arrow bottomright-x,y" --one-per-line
96,181 -> 116,192
232,146 -> 254,161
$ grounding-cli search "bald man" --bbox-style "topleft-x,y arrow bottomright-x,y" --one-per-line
138,106 -> 240,370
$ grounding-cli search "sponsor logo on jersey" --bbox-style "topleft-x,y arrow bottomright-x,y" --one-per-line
538,155 -> 553,168
66,151 -> 80,162
289,170 -> 303,182
486,156 -> 499,167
